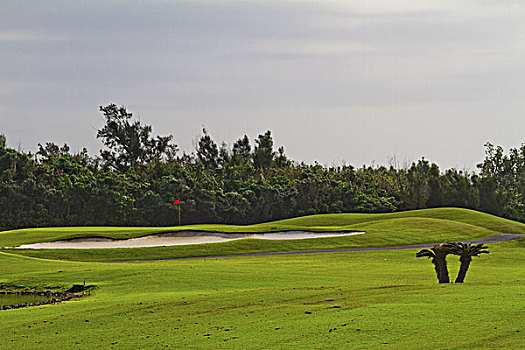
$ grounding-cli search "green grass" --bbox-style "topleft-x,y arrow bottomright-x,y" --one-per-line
2,208 -> 525,262
0,237 -> 524,349
1,209 -> 524,349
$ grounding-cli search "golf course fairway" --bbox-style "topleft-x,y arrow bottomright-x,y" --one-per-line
1,208 -> 524,349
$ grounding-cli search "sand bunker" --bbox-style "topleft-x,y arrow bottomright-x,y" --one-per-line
16,231 -> 365,249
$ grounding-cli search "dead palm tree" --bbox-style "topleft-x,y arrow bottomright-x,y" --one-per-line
442,242 -> 489,283
416,243 -> 451,283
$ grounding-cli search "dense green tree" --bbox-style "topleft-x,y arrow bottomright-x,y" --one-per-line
274,146 -> 291,168
97,104 -> 177,172
476,142 -> 524,219
196,128 -> 219,169
232,135 -> 251,165
218,142 -> 231,168
253,130 -> 275,169
403,158 -> 439,209
37,142 -> 71,159
439,169 -> 479,209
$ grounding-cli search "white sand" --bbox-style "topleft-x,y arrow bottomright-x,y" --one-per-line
16,231 -> 365,249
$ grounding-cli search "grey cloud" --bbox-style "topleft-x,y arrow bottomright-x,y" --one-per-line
2,0 -> 525,170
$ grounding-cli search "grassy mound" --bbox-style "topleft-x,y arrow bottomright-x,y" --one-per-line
273,207 -> 525,233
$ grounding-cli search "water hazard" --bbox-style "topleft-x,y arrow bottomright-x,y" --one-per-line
0,293 -> 54,306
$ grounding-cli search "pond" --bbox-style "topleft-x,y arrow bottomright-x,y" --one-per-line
0,293 -> 56,307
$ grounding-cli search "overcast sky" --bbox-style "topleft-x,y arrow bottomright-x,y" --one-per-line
2,0 -> 525,171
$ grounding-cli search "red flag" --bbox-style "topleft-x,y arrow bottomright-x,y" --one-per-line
173,200 -> 180,205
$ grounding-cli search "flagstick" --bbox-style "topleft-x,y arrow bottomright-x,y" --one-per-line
178,204 -> 181,226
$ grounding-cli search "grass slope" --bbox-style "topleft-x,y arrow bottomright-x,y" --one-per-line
0,238 -> 524,349
273,207 -> 525,233
2,208 -> 524,262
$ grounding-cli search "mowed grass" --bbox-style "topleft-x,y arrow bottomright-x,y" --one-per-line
0,237 -> 524,349
3,208 -> 525,262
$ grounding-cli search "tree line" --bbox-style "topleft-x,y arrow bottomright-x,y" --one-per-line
1,104 -> 524,229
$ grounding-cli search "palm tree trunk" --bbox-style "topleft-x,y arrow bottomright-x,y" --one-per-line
434,244 -> 450,283
455,256 -> 472,283
432,258 -> 441,282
